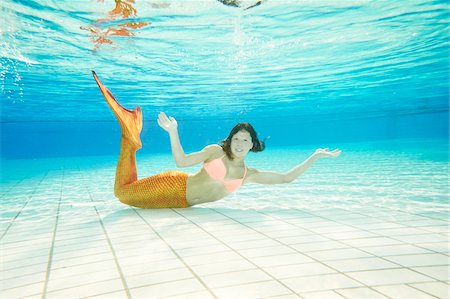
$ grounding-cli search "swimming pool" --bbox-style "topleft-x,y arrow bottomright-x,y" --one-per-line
1,0 -> 449,298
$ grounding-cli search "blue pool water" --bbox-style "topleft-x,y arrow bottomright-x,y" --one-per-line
0,3 -> 449,298
1,0 -> 449,209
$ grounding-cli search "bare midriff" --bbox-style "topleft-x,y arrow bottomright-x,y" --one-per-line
186,169 -> 231,206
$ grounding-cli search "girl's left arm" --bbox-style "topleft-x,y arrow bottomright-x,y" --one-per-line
245,148 -> 342,185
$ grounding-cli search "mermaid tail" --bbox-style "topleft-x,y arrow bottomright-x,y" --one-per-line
92,70 -> 142,149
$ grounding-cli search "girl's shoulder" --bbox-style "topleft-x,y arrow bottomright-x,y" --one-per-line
203,144 -> 225,162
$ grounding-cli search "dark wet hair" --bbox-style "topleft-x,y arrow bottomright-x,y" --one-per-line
220,122 -> 265,160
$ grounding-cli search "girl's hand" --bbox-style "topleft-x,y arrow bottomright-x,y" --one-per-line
314,148 -> 342,158
157,112 -> 178,133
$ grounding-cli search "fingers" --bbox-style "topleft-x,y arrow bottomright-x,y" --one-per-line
158,113 -> 168,127
158,112 -> 169,123
158,112 -> 175,124
330,149 -> 342,157
318,148 -> 342,158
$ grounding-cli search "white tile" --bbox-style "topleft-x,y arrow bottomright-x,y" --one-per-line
264,228 -> 312,239
238,245 -> 296,259
291,241 -> 348,252
89,290 -> 129,299
2,249 -> 49,265
228,238 -> 281,250
120,258 -> 185,277
19,294 -> 42,299
106,229 -> 157,241
384,253 -> 449,267
215,232 -> 267,243
55,228 -> 104,241
182,251 -> 243,266
325,257 -> 398,272
340,237 -> 402,248
346,268 -> 435,286
374,284 -> 437,299
51,246 -> 111,262
0,271 -> 45,291
335,287 -> 388,298
371,227 -> 430,237
46,279 -> 124,299
307,247 -> 373,261
311,225 -> 359,234
53,235 -> 107,248
251,253 -> 313,268
409,281 -> 450,298
298,221 -> 340,230
0,281 -> 43,298
170,238 -> 223,250
412,265 -> 450,280
0,244 -> 50,268
268,294 -> 302,299
165,290 -> 215,299
52,239 -> 110,254
113,240 -> 169,254
202,269 -> 272,288
323,230 -> 378,240
361,244 -> 433,256
281,273 -> 362,293
116,250 -> 177,266
1,262 -> 48,280
265,262 -> 336,279
126,268 -> 194,289
416,242 -> 450,253
209,227 -> 255,238
48,260 -> 117,280
359,222 -> 405,230
163,231 -> 213,243
421,225 -> 449,234
191,259 -> 256,276
277,234 -> 329,245
176,244 -> 230,257
213,280 -> 292,299
392,233 -> 447,243
129,278 -> 206,299
301,290 -> 345,299
50,251 -> 115,269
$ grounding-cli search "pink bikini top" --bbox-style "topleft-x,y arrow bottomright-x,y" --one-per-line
203,155 -> 247,193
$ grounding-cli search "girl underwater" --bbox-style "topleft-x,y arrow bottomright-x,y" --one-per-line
92,71 -> 342,208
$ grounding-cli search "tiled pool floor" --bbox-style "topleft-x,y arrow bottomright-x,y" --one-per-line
1,155 -> 449,299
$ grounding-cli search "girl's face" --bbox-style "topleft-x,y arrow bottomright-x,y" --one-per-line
230,130 -> 253,159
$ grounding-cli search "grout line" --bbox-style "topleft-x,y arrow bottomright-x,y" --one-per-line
279,207 -> 450,281
210,205 -> 436,298
259,202 -> 448,256
172,208 -> 301,297
0,172 -> 49,240
133,209 -> 219,299
41,168 -> 64,299
0,177 -> 25,199
80,171 -> 133,299
406,282 -> 444,299
297,211 -> 446,275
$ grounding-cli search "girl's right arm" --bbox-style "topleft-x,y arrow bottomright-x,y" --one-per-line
157,112 -> 220,167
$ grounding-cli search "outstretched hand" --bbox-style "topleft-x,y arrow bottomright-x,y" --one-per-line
157,112 -> 178,133
314,148 -> 342,158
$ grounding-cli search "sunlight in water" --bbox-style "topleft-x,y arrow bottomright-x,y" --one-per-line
80,0 -> 151,51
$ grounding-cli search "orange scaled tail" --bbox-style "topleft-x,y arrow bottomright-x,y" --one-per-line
92,70 -> 142,149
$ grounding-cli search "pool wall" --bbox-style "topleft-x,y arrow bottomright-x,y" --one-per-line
1,110 -> 448,159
